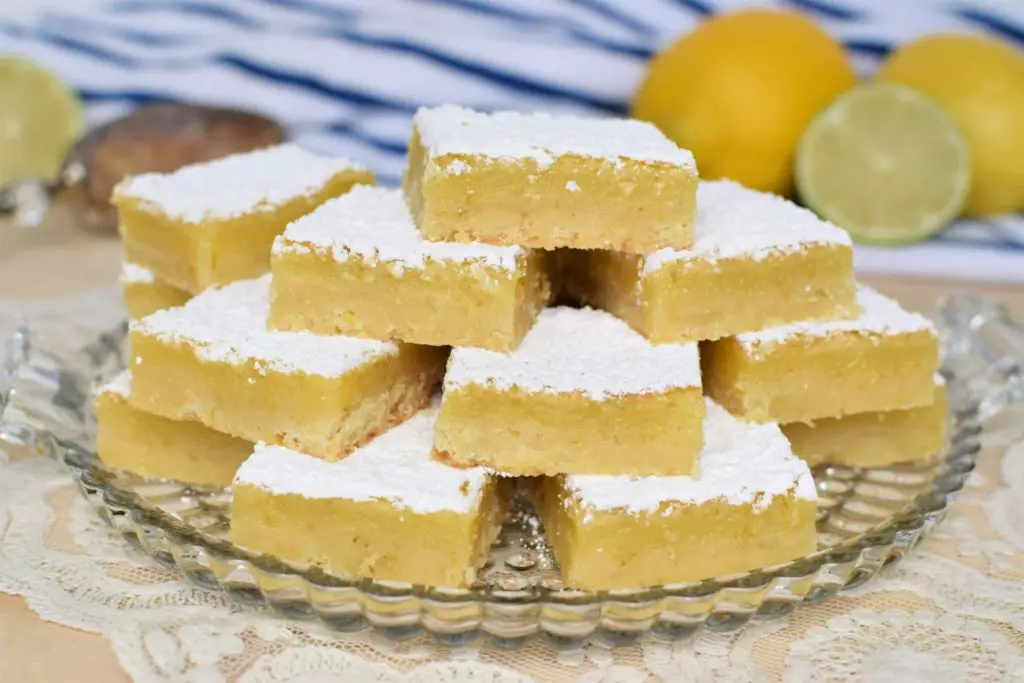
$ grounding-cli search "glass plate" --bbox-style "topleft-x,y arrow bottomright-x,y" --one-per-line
1,293 -> 1021,648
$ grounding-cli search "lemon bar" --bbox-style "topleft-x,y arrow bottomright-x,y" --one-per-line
94,371 -> 251,485
114,144 -> 373,293
232,407 -> 501,588
121,262 -> 191,319
559,180 -> 857,343
269,186 -> 550,351
435,306 -> 704,476
702,285 -> 939,423
403,105 -> 698,253
538,400 -> 817,590
783,376 -> 948,468
129,276 -> 445,460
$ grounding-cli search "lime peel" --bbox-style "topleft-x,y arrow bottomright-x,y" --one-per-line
795,83 -> 971,246
0,56 -> 83,185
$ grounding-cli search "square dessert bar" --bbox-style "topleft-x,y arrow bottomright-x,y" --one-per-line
114,144 -> 373,293
538,400 -> 817,590
232,407 -> 502,588
403,105 -> 698,253
270,186 -> 550,351
702,285 -> 939,424
783,376 -> 948,468
558,180 -> 858,343
95,371 -> 252,486
435,306 -> 705,476
129,276 -> 446,460
121,262 -> 191,319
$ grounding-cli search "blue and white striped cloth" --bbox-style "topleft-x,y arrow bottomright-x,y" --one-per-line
4,0 -> 1023,281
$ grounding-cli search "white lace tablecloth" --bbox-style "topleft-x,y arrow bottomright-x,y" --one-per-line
1,287 -> 1023,683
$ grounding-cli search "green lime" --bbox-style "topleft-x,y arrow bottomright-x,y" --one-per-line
795,83 -> 971,245
0,56 -> 83,185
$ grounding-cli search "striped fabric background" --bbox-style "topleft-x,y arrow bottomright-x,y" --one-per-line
3,0 -> 1023,281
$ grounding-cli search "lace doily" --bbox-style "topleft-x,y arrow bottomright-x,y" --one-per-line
1,286 -> 1023,682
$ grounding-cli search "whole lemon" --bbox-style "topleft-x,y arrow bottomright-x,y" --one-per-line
878,34 -> 1024,216
632,10 -> 856,196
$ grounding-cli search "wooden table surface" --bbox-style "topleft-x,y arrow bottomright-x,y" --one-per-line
0,213 -> 1021,683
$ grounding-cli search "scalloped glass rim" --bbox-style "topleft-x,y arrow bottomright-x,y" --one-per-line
1,292 -> 1019,645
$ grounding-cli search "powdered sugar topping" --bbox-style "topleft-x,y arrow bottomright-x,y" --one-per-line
114,144 -> 368,223
564,400 -> 815,513
234,408 -> 490,514
96,370 -> 132,398
643,180 -> 851,275
445,306 -> 701,399
275,186 -> 523,273
446,160 -> 468,175
737,284 -> 936,352
120,262 -> 156,285
414,105 -> 696,170
133,276 -> 398,377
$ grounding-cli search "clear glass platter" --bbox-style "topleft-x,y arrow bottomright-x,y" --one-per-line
1,293 -> 1021,648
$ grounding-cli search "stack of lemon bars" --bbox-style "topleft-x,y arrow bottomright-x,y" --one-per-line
96,106 -> 946,591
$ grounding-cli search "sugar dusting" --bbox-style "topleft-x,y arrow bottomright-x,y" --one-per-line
133,276 -> 398,377
275,186 -> 523,272
96,370 -> 132,398
564,400 -> 815,513
120,262 -> 156,285
737,284 -> 936,352
643,180 -> 852,275
114,144 -> 368,223
234,407 -> 490,514
414,105 -> 696,170
445,306 -> 701,399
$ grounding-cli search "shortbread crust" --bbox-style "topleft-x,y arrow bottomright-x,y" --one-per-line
270,186 -> 549,350
703,285 -> 939,423
436,306 -> 704,476
232,407 -> 501,587
404,105 -> 698,253
114,144 -> 373,292
557,180 -> 857,343
538,400 -> 817,589
94,371 -> 251,485
120,262 -> 191,319
129,276 -> 445,460
783,376 -> 949,467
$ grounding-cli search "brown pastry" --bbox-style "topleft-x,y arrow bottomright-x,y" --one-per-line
62,102 -> 286,232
